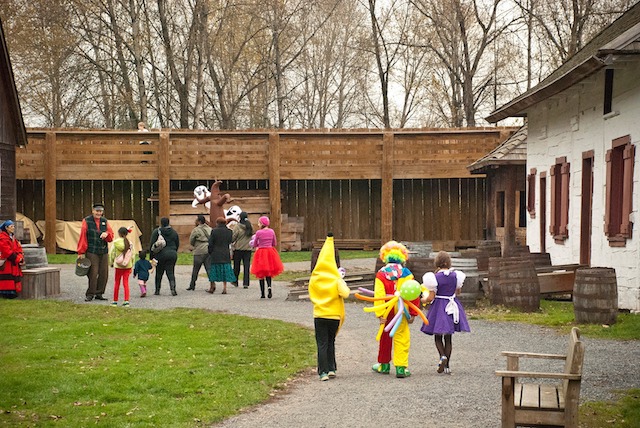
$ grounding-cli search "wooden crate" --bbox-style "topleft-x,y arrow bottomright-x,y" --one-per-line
19,267 -> 61,299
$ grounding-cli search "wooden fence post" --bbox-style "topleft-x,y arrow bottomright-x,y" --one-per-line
157,131 -> 171,223
269,132 -> 282,250
381,132 -> 394,244
44,132 -> 57,254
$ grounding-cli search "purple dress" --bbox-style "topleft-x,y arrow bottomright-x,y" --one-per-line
420,270 -> 471,335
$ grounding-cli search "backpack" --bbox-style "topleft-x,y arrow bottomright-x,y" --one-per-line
115,240 -> 133,267
151,229 -> 167,252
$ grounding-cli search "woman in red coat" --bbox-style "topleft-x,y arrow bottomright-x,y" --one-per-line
0,220 -> 24,299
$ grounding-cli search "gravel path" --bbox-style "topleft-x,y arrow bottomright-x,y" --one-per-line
52,260 -> 640,428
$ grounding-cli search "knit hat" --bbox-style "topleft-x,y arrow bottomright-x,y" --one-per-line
308,233 -> 346,331
259,216 -> 270,227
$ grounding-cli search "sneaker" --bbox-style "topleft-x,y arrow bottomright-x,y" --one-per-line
319,373 -> 330,381
327,371 -> 336,378
123,301 -> 130,307
396,366 -> 411,378
110,301 -> 118,307
372,363 -> 390,374
85,296 -> 94,302
437,356 -> 448,373
444,367 -> 451,375
267,288 -> 272,299
95,295 -> 108,301
232,281 -> 239,287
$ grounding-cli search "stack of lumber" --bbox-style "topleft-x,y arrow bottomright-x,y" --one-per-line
315,238 -> 381,251
280,214 -> 304,251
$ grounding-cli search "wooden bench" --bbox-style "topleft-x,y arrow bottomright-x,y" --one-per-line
536,264 -> 587,296
496,327 -> 585,428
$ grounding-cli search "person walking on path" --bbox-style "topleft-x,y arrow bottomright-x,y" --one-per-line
371,241 -> 420,378
77,203 -> 114,302
133,250 -> 154,297
231,212 -> 253,289
0,220 -> 24,299
420,250 -> 471,375
207,217 -> 236,295
187,215 -> 212,291
109,226 -> 134,307
149,217 -> 179,296
308,233 -> 350,381
250,216 -> 284,299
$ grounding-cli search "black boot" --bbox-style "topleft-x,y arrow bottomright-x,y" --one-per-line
154,286 -> 161,296
259,280 -> 265,299
170,281 -> 177,296
267,277 -> 272,299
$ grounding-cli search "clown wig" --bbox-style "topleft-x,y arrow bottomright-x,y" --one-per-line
379,241 -> 409,264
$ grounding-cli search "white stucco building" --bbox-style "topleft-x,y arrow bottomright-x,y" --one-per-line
487,4 -> 640,312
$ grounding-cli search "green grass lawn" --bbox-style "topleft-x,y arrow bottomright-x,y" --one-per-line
47,250 -> 378,266
0,300 -> 315,427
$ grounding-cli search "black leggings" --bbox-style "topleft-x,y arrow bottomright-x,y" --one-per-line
434,334 -> 452,367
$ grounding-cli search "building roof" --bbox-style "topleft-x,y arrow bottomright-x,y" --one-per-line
468,123 -> 527,173
487,3 -> 640,123
0,18 -> 27,147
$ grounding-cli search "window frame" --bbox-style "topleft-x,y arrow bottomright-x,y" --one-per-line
549,156 -> 570,243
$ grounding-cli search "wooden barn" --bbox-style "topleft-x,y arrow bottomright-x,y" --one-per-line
0,18 -> 28,222
487,3 -> 640,311
16,127 -> 516,253
468,124 -> 527,252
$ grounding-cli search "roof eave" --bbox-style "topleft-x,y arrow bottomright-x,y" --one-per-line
486,56 -> 606,123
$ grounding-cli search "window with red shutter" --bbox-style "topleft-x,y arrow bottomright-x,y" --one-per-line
527,168 -> 536,218
550,157 -> 569,243
605,135 -> 635,247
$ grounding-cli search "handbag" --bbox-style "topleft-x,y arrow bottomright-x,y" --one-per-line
151,229 -> 166,252
115,241 -> 133,266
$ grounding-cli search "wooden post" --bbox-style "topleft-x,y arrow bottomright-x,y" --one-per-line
44,132 -> 57,254
268,132 -> 282,250
381,132 -> 394,243
504,167 -> 516,250
158,131 -> 170,222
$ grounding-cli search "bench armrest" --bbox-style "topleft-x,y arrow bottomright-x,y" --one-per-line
501,351 -> 567,360
495,370 -> 581,380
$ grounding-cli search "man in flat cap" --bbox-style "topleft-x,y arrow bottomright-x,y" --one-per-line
77,203 -> 114,301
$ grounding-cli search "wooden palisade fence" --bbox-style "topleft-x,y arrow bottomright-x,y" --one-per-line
16,128 -> 516,253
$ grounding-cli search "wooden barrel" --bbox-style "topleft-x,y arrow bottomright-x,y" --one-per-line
529,252 -> 552,268
502,244 -> 530,258
452,258 -> 480,307
310,246 -> 340,272
401,241 -> 433,257
488,257 -> 502,304
498,258 -> 540,312
573,268 -> 618,325
478,240 -> 502,257
460,248 -> 489,271
22,244 -> 48,269
405,257 -> 434,281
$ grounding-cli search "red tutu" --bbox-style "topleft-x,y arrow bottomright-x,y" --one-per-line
250,247 -> 284,278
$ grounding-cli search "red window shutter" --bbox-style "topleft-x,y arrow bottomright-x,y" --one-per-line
527,169 -> 536,217
560,161 -> 570,237
621,144 -> 635,237
604,149 -> 613,237
549,166 -> 557,235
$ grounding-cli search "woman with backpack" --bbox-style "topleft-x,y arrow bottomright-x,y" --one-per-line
149,217 -> 180,296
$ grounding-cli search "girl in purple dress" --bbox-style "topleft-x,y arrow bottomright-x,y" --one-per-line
420,251 -> 470,374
